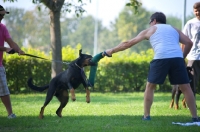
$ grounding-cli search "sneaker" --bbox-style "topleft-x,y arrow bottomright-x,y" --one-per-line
142,115 -> 151,120
8,113 -> 16,119
192,117 -> 200,122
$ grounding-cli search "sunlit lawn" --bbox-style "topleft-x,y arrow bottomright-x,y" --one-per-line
0,92 -> 199,132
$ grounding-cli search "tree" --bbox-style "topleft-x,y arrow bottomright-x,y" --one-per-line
61,15 -> 108,54
97,26 -> 121,53
167,15 -> 182,30
60,15 -> 122,54
108,6 -> 183,53
113,6 -> 152,53
61,15 -> 96,54
126,0 -> 142,14
23,7 -> 50,50
186,12 -> 194,21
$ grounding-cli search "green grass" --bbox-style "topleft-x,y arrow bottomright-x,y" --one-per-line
0,92 -> 199,132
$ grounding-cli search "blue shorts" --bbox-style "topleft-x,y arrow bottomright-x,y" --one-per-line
147,58 -> 189,85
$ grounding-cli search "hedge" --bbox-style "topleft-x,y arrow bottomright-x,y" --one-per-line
3,45 -> 173,93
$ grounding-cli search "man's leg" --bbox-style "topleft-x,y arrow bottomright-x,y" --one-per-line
179,83 -> 198,118
144,82 -> 156,118
1,95 -> 13,115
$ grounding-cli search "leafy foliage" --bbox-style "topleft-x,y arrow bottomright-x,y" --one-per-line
167,15 -> 182,30
3,3 -> 184,55
114,6 -> 152,53
61,15 -> 97,54
3,0 -> 15,2
3,46 -> 176,93
22,7 -> 50,49
126,0 -> 142,14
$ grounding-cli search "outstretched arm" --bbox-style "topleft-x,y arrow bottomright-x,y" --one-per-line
105,29 -> 150,56
0,46 -> 13,53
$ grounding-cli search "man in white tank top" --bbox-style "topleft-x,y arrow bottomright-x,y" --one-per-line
104,12 -> 199,122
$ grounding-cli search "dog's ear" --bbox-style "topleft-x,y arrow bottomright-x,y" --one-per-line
79,49 -> 82,56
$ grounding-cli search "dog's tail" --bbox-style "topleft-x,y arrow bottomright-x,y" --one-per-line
27,78 -> 49,92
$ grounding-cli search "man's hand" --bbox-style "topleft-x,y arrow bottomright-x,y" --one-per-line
103,50 -> 112,57
6,48 -> 16,54
18,50 -> 25,55
6,48 -> 25,55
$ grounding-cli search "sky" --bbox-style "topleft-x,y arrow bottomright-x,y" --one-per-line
0,0 -> 199,27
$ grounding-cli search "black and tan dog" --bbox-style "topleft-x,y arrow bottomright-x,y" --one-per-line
169,67 -> 194,109
27,50 -> 96,119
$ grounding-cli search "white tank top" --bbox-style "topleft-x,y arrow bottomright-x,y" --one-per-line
149,24 -> 183,59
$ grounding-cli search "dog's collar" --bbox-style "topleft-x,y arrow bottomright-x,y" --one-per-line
75,63 -> 82,69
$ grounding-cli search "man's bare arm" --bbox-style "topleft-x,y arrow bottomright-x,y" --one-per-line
5,38 -> 25,55
175,28 -> 192,58
106,29 -> 150,55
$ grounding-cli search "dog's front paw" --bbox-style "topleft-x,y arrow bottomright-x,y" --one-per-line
71,97 -> 76,101
86,96 -> 90,103
70,88 -> 76,101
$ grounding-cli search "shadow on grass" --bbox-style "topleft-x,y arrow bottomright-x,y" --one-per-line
0,115 -> 199,132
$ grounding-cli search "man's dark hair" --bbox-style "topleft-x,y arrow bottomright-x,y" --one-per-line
193,2 -> 200,9
150,12 -> 166,24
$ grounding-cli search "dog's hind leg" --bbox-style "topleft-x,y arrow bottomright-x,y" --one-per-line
55,90 -> 69,117
182,97 -> 187,108
40,95 -> 53,119
39,106 -> 46,119
170,85 -> 177,108
39,85 -> 57,119
175,89 -> 182,110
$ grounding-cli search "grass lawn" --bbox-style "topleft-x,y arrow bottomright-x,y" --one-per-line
0,92 -> 199,132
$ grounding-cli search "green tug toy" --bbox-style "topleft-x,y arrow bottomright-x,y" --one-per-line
88,51 -> 111,87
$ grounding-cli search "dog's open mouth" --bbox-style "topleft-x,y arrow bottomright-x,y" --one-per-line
81,58 -> 90,66
89,58 -> 97,66
82,58 -> 96,66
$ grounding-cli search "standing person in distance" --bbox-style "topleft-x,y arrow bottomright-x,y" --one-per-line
181,2 -> 200,102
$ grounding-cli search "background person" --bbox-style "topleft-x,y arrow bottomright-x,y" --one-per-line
181,2 -> 200,100
0,5 -> 25,119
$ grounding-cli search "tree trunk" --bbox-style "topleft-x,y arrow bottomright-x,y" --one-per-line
41,0 -> 67,78
50,9 -> 63,78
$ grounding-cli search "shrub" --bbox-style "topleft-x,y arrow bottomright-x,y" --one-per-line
3,46 -> 172,93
